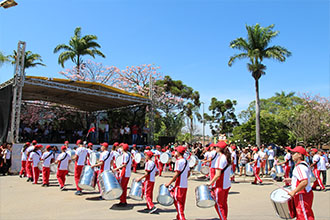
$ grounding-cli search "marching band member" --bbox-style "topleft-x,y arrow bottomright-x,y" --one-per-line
26,140 -> 37,182
154,145 -> 161,170
278,147 -> 293,186
113,144 -> 132,207
131,144 -> 138,173
230,145 -> 237,182
205,144 -> 218,180
164,146 -> 173,172
158,148 -> 166,176
250,147 -> 263,185
284,146 -> 315,220
30,145 -> 42,184
86,142 -> 93,166
165,146 -> 190,220
310,148 -> 325,191
91,142 -> 113,199
208,141 -> 231,220
73,139 -> 88,195
111,143 -> 119,170
19,142 -> 30,178
55,146 -> 71,191
136,151 -> 158,214
40,145 -> 54,187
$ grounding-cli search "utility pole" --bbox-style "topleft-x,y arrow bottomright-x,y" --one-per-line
148,74 -> 154,145
202,102 -> 205,146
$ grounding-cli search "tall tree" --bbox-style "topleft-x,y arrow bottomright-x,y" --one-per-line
10,50 -> 45,71
228,23 -> 291,146
53,27 -> 105,74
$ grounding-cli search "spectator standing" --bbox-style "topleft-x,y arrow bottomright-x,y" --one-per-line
267,146 -> 275,172
119,126 -> 125,143
89,120 -> 97,143
124,124 -> 131,143
132,124 -> 139,144
104,120 -> 110,143
318,150 -> 327,187
142,124 -> 150,144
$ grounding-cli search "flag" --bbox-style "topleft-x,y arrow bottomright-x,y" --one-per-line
88,127 -> 95,133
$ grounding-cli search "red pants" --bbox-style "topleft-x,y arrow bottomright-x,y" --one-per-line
32,166 -> 40,184
19,161 -> 27,176
212,187 -> 230,220
210,168 -> 216,181
42,167 -> 50,184
57,170 -> 68,187
284,165 -> 291,186
26,161 -> 33,178
164,163 -> 173,171
253,167 -> 262,183
96,170 -> 103,193
158,162 -> 164,176
171,187 -> 187,220
231,164 -> 236,181
74,165 -> 84,191
261,160 -> 266,169
142,180 -> 155,209
120,176 -> 130,203
312,169 -> 325,190
294,191 -> 314,220
132,160 -> 137,173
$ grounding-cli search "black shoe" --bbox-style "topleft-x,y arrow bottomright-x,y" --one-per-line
19,175 -> 22,178
251,182 -> 257,185
46,184 -> 49,187
149,206 -> 158,214
60,187 -> 65,191
116,202 -> 127,207
41,184 -> 46,187
137,209 -> 150,213
75,190 -> 82,195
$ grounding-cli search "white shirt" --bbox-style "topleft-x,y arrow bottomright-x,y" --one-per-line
204,151 -> 210,166
131,149 -> 137,156
145,160 -> 157,182
4,149 -> 11,159
21,148 -> 28,161
208,150 -> 218,168
124,127 -> 130,134
318,155 -> 326,171
268,149 -> 274,160
100,151 -> 113,171
284,153 -> 293,167
258,151 -> 266,161
112,150 -> 119,160
174,158 -> 190,188
214,154 -> 231,189
312,154 -> 321,170
231,151 -> 237,164
291,161 -> 312,194
253,153 -> 261,168
30,151 -> 41,167
41,152 -> 54,168
121,152 -> 132,178
75,147 -> 88,166
26,146 -> 35,161
154,150 -> 161,157
57,152 -> 70,170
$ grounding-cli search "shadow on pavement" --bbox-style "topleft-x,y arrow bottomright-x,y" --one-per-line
109,204 -> 134,210
229,191 -> 240,195
157,208 -> 176,213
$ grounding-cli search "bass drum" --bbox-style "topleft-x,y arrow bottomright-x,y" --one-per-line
134,153 -> 145,165
160,153 -> 171,164
99,170 -> 123,200
245,163 -> 254,176
195,185 -> 215,208
115,155 -> 123,168
188,155 -> 198,168
270,187 -> 295,219
90,152 -> 101,166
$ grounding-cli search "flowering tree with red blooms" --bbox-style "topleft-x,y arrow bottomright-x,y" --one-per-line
59,60 -> 120,85
288,93 -> 330,145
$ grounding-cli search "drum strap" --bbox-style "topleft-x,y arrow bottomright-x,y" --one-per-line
147,163 -> 156,174
60,153 -> 68,162
44,152 -> 53,161
103,152 -> 111,162
178,159 -> 188,177
211,153 -> 217,162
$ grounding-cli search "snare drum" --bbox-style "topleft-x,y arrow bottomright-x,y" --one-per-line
275,165 -> 284,177
160,153 -> 171,164
129,179 -> 143,201
245,163 -> 254,176
270,187 -> 295,219
68,161 -> 75,173
188,155 -> 198,168
78,165 -> 97,191
134,153 -> 145,165
90,152 -> 100,166
195,185 -> 215,208
115,155 -> 123,168
99,170 -> 123,200
200,166 -> 210,175
157,184 -> 174,206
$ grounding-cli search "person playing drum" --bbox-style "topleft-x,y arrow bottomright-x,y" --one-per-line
25,140 -> 37,182
278,147 -> 293,186
250,147 -> 263,185
113,143 -> 132,207
131,144 -> 138,173
284,146 -> 315,220
165,146 -> 190,220
136,151 -> 158,214
207,141 -> 231,220
73,140 -> 88,196
55,146 -> 71,191
40,145 -> 54,187
19,142 -> 30,178
310,148 -> 326,191
30,145 -> 42,184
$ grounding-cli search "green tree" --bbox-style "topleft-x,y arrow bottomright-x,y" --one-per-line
228,23 -> 291,147
10,50 -> 45,71
53,27 -> 105,74
0,51 -> 10,66
204,98 -> 239,136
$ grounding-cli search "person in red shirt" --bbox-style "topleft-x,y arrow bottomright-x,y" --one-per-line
40,145 -> 54,186
136,151 -> 158,214
165,146 -> 190,220
132,124 -> 139,144
208,141 -> 231,220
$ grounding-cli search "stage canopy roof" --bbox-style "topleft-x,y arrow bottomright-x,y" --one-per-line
0,76 -> 150,112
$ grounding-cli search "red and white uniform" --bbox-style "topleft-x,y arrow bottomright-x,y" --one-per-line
30,151 -> 41,184
19,147 -> 28,176
112,150 -> 119,169
56,152 -> 70,188
284,152 -> 292,183
25,146 -> 35,178
259,150 -> 266,169
154,150 -> 161,169
172,158 -> 190,220
291,161 -> 315,220
96,150 -> 113,192
41,152 -> 54,185
311,154 -> 325,190
142,160 -> 157,209
131,149 -> 138,173
231,151 -> 237,181
119,152 -> 132,204
253,153 -> 262,184
208,150 -> 218,180
213,154 -> 231,220
74,147 -> 88,191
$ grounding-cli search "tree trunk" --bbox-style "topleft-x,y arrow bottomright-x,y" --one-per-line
77,55 -> 80,75
255,78 -> 261,147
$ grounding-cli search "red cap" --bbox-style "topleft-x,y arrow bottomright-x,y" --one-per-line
32,140 -> 37,144
231,145 -> 236,150
101,142 -> 109,148
252,147 -> 259,151
175,146 -> 185,154
165,146 -> 169,150
88,142 -> 93,146
119,143 -> 124,146
156,145 -> 161,149
46,145 -> 52,150
123,144 -> 129,151
146,146 -> 151,150
113,142 -> 119,146
290,146 -> 307,156
61,145 -> 67,151
205,147 -> 210,151
132,144 -> 137,147
161,149 -> 166,152
146,151 -> 154,158
64,141 -> 69,144
25,142 -> 30,146
37,144 -> 43,149
311,148 -> 318,153
216,141 -> 227,149
285,146 -> 291,150
76,140 -> 82,145
209,143 -> 214,147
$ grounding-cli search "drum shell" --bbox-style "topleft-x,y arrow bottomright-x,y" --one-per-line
275,165 -> 284,177
270,187 -> 295,219
99,170 -> 123,200
78,165 -> 97,191
50,163 -> 57,173
195,185 -> 215,208
160,153 -> 172,164
157,184 -> 174,206
189,155 -> 198,168
134,153 -> 145,165
245,163 -> 254,176
200,166 -> 210,175
129,179 -> 143,201
68,161 -> 75,173
115,155 -> 123,168
194,160 -> 202,172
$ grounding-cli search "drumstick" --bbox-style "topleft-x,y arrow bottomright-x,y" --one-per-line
272,180 -> 290,194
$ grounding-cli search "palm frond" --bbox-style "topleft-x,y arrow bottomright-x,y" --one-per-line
228,53 -> 249,66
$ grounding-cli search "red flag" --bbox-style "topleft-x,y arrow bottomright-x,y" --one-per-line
88,127 -> 95,133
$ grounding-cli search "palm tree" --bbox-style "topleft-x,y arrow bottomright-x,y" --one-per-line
0,51 -> 10,66
53,27 -> 105,74
10,50 -> 45,71
228,24 -> 291,147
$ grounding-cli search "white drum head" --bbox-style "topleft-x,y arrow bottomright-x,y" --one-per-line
115,155 -> 123,168
201,166 -> 210,175
189,155 -> 197,168
135,153 -> 142,163
270,187 -> 291,203
160,153 -> 170,164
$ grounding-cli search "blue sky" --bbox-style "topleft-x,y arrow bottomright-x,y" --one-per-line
1,0 -> 329,135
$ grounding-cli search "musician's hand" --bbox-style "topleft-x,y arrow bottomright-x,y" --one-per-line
136,178 -> 142,182
288,191 -> 295,198
165,183 -> 170,188
283,178 -> 291,184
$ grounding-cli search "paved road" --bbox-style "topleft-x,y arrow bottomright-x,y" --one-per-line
0,170 -> 329,220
